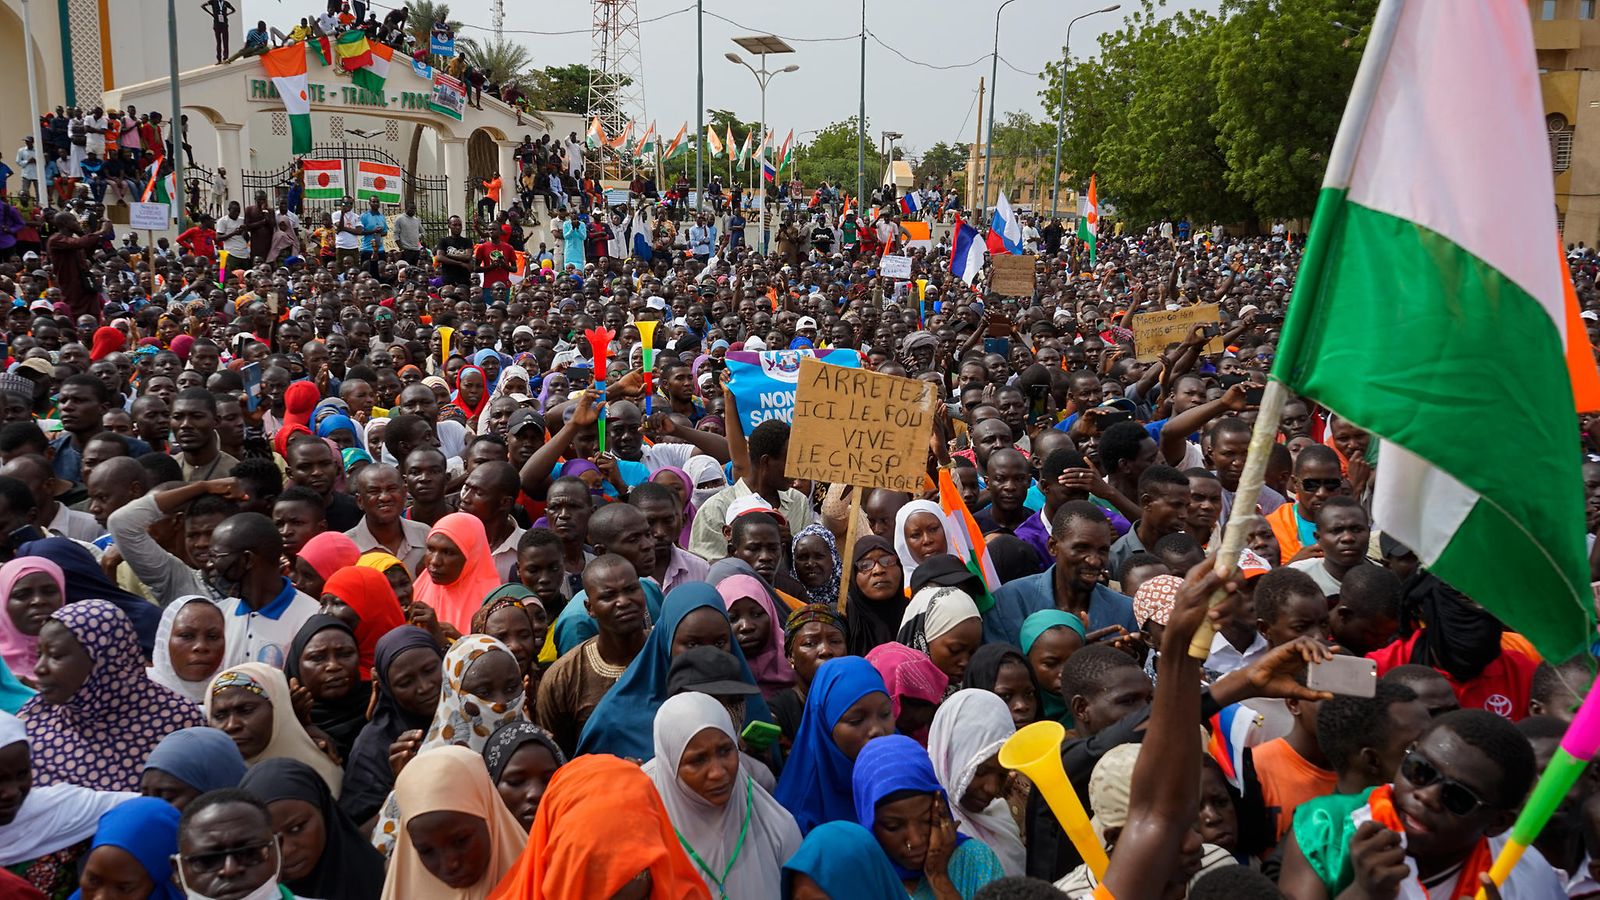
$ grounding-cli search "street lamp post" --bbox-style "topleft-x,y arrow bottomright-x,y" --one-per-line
857,0 -> 866,211
981,0 -> 1025,220
1051,4 -> 1120,220
727,37 -> 797,255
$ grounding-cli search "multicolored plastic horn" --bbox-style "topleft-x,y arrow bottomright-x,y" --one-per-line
635,319 -> 658,415
1476,680 -> 1600,898
583,327 -> 615,454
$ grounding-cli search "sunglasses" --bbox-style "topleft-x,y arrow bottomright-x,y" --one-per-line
1300,477 -> 1345,493
177,840 -> 274,874
857,554 -> 901,573
1400,749 -> 1487,816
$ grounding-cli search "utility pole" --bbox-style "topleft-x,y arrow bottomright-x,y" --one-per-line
856,0 -> 866,209
970,77 -> 984,213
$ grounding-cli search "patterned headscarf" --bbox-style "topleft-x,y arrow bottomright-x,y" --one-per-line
790,522 -> 842,606
1132,574 -> 1184,628
18,600 -> 205,791
372,634 -> 529,856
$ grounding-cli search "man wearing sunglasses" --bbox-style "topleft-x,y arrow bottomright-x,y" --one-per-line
1266,443 -> 1347,563
176,789 -> 294,900
1279,709 -> 1563,900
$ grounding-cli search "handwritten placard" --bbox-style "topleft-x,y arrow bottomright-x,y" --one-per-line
1131,303 -> 1224,361
879,254 -> 912,279
990,253 -> 1037,296
129,201 -> 170,230
787,357 -> 937,492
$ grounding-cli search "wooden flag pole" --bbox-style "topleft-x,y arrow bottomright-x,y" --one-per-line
1186,380 -> 1288,659
837,488 -> 863,614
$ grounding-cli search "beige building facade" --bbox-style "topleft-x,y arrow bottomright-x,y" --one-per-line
1533,0 -> 1600,246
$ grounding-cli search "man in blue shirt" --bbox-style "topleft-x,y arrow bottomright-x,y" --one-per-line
359,196 -> 387,275
984,499 -> 1139,646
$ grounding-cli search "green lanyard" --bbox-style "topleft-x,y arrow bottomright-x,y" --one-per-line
676,779 -> 753,900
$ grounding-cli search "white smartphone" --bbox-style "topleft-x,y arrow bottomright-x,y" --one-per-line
1307,655 -> 1378,698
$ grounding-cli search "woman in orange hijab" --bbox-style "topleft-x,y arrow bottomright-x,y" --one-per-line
489,753 -> 710,900
320,565 -> 406,678
410,513 -> 504,632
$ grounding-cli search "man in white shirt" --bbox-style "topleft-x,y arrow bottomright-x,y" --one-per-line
14,138 -> 37,205
564,131 -> 585,177
84,107 -> 108,158
216,200 -> 249,264
210,168 -> 227,215
210,512 -> 319,669
334,195 -> 363,270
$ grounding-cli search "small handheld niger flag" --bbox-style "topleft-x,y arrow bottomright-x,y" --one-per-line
260,45 -> 312,154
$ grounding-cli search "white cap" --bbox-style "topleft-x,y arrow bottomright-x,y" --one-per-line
1584,310 -> 1599,322
796,316 -> 818,331
645,295 -> 669,313
723,494 -> 778,526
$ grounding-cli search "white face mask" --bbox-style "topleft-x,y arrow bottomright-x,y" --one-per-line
177,840 -> 283,900
692,484 -> 723,509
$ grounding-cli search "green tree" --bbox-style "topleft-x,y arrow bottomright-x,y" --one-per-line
791,118 -> 881,195
528,64 -> 616,116
472,37 -> 535,93
1039,0 -> 1373,224
1209,0 -> 1375,218
915,141 -> 968,190
988,111 -> 1056,201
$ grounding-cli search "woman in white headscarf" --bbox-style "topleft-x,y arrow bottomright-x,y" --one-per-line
147,596 -> 227,705
642,691 -> 801,900
927,689 -> 1026,877
897,583 -> 984,689
893,499 -> 950,588
683,453 -> 729,510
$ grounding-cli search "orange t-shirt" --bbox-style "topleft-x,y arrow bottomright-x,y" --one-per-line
1253,737 -> 1337,841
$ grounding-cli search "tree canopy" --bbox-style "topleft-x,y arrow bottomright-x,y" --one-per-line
791,118 -> 881,192
1040,0 -> 1376,224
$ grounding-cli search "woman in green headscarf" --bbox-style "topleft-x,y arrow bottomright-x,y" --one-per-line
1019,609 -> 1087,724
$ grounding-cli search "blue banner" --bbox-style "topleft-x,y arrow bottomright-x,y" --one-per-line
412,59 -> 433,81
430,28 -> 456,58
726,348 -> 861,435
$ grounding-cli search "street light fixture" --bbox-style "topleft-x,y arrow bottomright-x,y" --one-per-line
1051,3 -> 1120,220
727,35 -> 798,254
981,0 -> 1023,219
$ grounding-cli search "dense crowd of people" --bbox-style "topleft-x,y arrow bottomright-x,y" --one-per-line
0,103 -> 1595,900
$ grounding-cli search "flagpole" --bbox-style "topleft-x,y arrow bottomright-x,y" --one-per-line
168,0 -> 185,226
1183,0 -> 1406,661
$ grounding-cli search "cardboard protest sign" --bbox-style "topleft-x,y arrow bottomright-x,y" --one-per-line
879,254 -> 912,279
990,254 -> 1037,296
1131,303 -> 1225,361
786,358 -> 937,492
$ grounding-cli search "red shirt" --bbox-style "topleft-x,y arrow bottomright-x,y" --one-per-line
474,240 -> 515,287
1368,631 -> 1537,720
176,226 -> 216,258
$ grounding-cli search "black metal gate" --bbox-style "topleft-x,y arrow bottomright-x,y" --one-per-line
233,144 -> 451,241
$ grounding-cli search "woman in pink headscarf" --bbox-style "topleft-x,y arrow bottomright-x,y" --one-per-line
716,574 -> 795,698
411,512 -> 503,631
0,556 -> 66,682
864,641 -> 948,746
291,531 -> 360,599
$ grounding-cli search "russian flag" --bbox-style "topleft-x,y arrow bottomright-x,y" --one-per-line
898,193 -> 920,216
985,191 -> 1024,255
949,216 -> 984,285
761,154 -> 777,183
1206,703 -> 1263,791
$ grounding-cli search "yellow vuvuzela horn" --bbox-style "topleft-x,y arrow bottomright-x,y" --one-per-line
998,720 -> 1109,881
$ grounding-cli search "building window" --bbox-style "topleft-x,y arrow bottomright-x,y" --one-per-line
1544,0 -> 1559,19
1584,0 -> 1596,18
1550,113 -> 1575,172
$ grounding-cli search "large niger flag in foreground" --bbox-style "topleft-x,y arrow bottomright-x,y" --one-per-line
1276,0 -> 1600,662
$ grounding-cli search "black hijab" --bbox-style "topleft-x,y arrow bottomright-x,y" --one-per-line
240,758 -> 386,900
1405,572 -> 1504,682
284,614 -> 372,761
844,535 -> 908,657
339,626 -> 442,824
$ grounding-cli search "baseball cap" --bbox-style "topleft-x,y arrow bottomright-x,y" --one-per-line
666,646 -> 761,697
15,358 -> 51,375
507,409 -> 545,437
645,295 -> 669,313
795,316 -> 818,332
1583,310 -> 1599,323
28,299 -> 51,313
724,494 -> 778,527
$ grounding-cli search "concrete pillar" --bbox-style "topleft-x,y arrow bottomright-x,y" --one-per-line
497,141 -> 516,190
526,195 -> 553,253
214,124 -> 244,206
441,138 -> 468,221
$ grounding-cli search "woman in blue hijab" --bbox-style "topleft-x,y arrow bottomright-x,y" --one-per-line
575,582 -> 771,760
773,656 -> 894,834
68,796 -> 184,900
316,414 -> 364,452
140,726 -> 248,810
18,537 -> 160,657
782,820 -> 905,899
0,657 -> 32,714
851,733 -> 1004,898
473,347 -> 509,392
